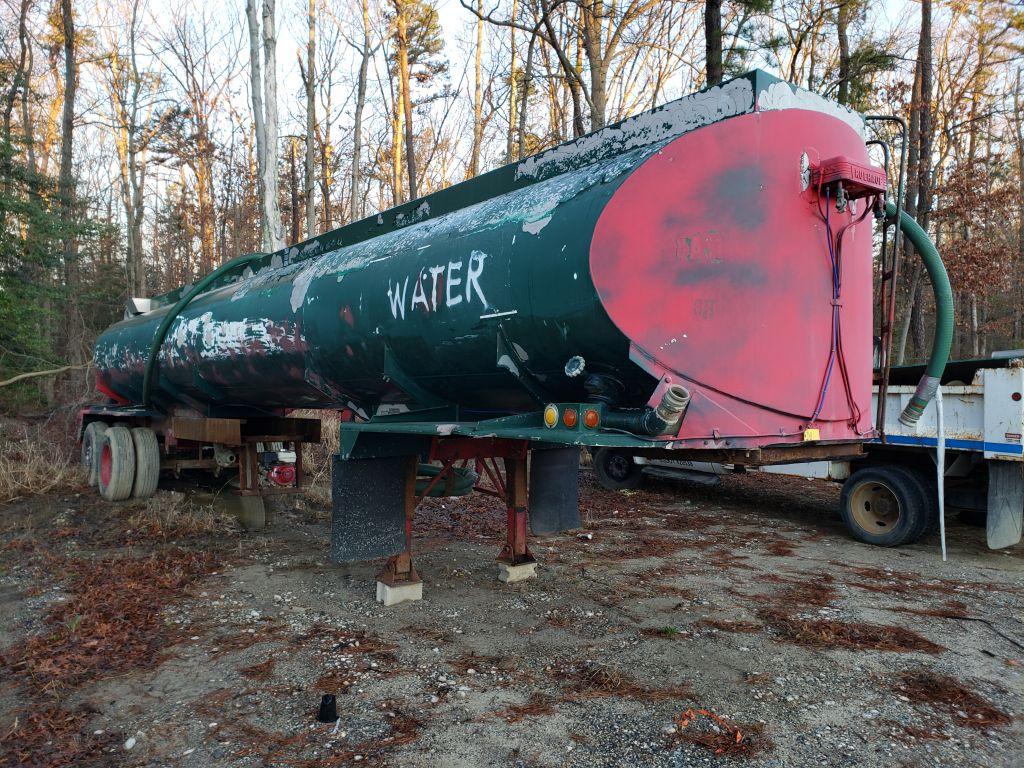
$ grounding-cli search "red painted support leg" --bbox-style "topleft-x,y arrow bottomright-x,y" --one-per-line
497,456 -> 536,582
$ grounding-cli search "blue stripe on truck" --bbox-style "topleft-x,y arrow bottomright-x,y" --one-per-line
875,434 -> 1024,455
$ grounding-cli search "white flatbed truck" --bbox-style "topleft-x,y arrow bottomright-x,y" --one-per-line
592,352 -> 1024,550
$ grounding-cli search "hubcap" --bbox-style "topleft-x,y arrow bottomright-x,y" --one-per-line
850,481 -> 901,532
606,453 -> 632,481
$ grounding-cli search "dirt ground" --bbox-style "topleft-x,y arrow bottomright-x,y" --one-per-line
1,469 -> 1021,767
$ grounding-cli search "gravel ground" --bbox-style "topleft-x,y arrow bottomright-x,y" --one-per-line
1,470 -> 1021,767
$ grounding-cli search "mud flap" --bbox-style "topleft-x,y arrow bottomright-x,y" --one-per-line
987,460 -> 1023,549
331,455 -> 410,562
528,447 -> 581,534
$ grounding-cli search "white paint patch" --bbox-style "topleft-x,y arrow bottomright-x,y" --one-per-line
395,201 -> 431,227
166,311 -> 286,360
516,77 -> 754,180
290,263 -> 317,312
479,310 -> 518,319
497,354 -> 519,376
758,81 -> 866,137
522,215 -> 552,235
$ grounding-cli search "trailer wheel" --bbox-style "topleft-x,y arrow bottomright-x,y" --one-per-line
81,421 -> 109,486
130,427 -> 161,500
98,425 -> 136,502
840,466 -> 929,547
593,448 -> 644,490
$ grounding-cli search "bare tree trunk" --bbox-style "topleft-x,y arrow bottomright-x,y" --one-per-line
305,0 -> 316,238
836,0 -> 850,104
539,0 -> 584,138
704,0 -> 723,86
970,293 -> 979,356
246,0 -> 268,245
59,0 -> 83,364
517,23 -> 537,161
1014,72 -> 1024,342
394,0 -> 418,199
468,0 -> 484,178
289,138 -> 299,243
107,0 -> 150,297
196,154 -> 216,273
894,15 -> 925,365
261,0 -> 284,249
910,0 -> 933,357
350,0 -> 370,220
391,79 -> 404,205
1,0 -> 32,233
506,0 -> 518,163
581,2 -> 607,129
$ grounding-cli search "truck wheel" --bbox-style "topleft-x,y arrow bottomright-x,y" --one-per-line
98,425 -> 136,502
131,427 -> 161,500
840,466 -> 928,547
593,448 -> 644,490
81,421 -> 109,486
908,466 -> 940,538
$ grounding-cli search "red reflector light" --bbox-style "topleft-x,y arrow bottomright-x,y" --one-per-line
563,408 -> 578,428
583,409 -> 600,428
1013,392 -> 1022,402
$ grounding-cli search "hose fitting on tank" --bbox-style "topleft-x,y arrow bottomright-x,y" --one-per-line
654,384 -> 691,426
603,384 -> 690,436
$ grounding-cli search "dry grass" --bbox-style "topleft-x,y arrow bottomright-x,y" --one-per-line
493,692 -> 556,723
0,548 -> 218,767
127,491 -> 240,541
765,538 -> 796,557
314,671 -> 356,694
553,661 -> 691,702
670,708 -> 772,758
759,608 -> 945,653
894,670 -> 1011,730
0,420 -> 84,503
240,656 -> 277,680
0,706 -> 116,768
1,549 -> 219,692
291,408 -> 341,508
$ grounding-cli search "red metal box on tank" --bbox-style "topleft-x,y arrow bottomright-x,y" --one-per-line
810,156 -> 886,199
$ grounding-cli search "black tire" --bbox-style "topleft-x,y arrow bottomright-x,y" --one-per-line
130,427 -> 161,500
98,425 -> 136,502
840,465 -> 929,547
907,466 -> 940,538
81,421 -> 109,486
593,448 -> 644,490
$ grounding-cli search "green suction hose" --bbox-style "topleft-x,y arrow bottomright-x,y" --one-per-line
885,202 -> 954,426
141,252 -> 266,407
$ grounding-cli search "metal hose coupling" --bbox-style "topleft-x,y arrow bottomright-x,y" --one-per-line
654,384 -> 691,427
898,375 -> 940,427
603,384 -> 691,436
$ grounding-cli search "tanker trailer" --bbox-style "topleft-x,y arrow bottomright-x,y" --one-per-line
82,70 -> 951,604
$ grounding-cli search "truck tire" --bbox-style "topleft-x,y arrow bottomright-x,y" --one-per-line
840,465 -> 929,547
81,421 -> 108,486
130,427 -> 161,500
908,466 -> 940,538
98,425 -> 136,502
593,448 -> 644,490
